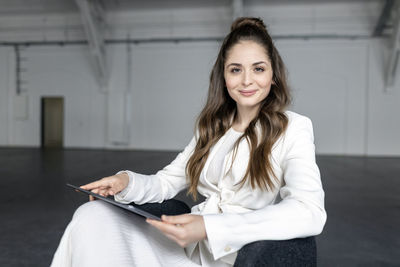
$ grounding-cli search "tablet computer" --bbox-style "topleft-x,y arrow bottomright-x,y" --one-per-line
67,183 -> 161,221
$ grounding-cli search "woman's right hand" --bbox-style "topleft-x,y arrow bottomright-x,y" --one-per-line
80,172 -> 130,201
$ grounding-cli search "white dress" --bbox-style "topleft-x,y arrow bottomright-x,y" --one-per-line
51,200 -> 203,267
51,111 -> 327,267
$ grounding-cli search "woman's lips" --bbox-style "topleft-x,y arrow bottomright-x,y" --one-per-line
239,90 -> 257,96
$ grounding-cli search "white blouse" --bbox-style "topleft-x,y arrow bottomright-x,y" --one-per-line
206,128 -> 243,186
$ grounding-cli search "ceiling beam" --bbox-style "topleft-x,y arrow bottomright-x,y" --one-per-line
385,2 -> 400,90
373,0 -> 395,37
75,0 -> 108,87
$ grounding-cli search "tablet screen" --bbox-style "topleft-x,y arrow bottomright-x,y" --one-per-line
66,183 -> 161,221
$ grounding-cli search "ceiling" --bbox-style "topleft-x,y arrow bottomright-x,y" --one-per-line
0,0 -> 384,15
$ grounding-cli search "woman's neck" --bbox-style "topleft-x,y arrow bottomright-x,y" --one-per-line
232,105 -> 259,132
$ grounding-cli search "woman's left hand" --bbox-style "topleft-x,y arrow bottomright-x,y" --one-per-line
146,214 -> 207,248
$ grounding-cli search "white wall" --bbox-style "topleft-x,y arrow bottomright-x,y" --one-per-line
1,38 -> 399,155
0,47 -> 11,145
106,42 -> 217,150
0,46 -> 107,148
0,1 -> 399,155
0,43 -> 217,150
278,40 -> 369,155
367,39 -> 400,156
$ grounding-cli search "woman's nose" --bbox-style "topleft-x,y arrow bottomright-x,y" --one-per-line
242,71 -> 253,86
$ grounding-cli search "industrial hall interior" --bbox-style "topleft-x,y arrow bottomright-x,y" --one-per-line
0,0 -> 399,266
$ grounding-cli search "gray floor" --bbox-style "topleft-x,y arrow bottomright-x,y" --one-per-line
0,148 -> 399,266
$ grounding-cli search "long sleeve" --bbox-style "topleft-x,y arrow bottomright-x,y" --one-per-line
202,116 -> 327,260
114,136 -> 197,205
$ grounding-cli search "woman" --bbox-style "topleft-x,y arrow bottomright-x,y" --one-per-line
51,17 -> 326,267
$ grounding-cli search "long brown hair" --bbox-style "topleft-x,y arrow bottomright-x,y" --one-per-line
186,17 -> 291,200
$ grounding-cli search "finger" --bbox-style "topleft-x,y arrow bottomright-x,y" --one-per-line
147,218 -> 184,237
161,214 -> 193,225
89,195 -> 97,201
98,188 -> 108,197
147,219 -> 176,235
146,222 -> 181,246
81,178 -> 111,191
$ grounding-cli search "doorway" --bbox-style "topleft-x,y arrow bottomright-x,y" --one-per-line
41,97 -> 64,148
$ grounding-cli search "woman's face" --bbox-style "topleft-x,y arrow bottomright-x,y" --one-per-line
224,40 -> 273,113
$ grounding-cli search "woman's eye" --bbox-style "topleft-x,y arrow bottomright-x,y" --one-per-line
255,67 -> 264,72
230,68 -> 241,73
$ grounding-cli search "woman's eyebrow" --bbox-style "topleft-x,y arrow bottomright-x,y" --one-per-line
226,61 -> 268,67
253,61 -> 268,65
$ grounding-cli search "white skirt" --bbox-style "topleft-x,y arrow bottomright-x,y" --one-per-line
50,200 -> 231,267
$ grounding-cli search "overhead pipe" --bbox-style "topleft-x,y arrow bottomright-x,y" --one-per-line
0,33 -> 380,48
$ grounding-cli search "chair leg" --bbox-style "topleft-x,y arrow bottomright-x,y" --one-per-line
233,236 -> 317,267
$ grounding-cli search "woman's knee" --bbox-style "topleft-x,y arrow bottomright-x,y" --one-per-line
72,200 -> 119,224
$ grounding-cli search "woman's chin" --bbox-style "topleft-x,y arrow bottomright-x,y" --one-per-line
235,101 -> 262,111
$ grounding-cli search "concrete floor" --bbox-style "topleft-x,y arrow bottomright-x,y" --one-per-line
0,148 -> 399,266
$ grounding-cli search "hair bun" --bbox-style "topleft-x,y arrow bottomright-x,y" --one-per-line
230,17 -> 267,32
